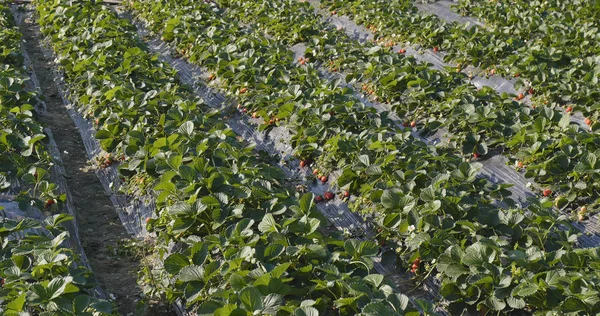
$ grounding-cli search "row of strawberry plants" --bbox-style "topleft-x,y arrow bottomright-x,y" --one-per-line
127,0 -> 600,314
319,0 -> 600,118
452,0 -> 600,116
0,3 -> 114,314
34,1 -> 425,314
203,0 -> 599,220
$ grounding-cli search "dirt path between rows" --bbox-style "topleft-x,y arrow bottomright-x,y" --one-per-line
14,7 -> 151,315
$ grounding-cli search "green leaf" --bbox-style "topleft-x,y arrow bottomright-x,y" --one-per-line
164,253 -> 189,274
262,294 -> 284,314
485,295 -> 506,311
178,265 -> 204,282
512,282 -> 539,297
239,287 -> 263,312
295,306 -> 319,316
6,294 -> 25,311
258,213 -> 278,233
179,121 -> 195,137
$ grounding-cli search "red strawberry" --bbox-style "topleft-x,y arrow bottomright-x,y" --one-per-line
566,106 -> 573,113
208,74 -> 215,81
542,188 -> 552,197
343,190 -> 350,198
45,199 -> 55,208
145,217 -> 151,224
242,108 -> 248,113
314,195 -> 323,203
473,152 -> 480,159
528,87 -> 534,95
313,169 -> 319,175
331,10 -> 337,15
320,176 -> 328,183
517,161 -> 524,168
585,118 -> 592,126
402,121 -> 409,127
398,48 -> 406,54
433,47 -> 439,52
300,160 -> 309,168
517,93 -> 524,100
514,73 -> 520,78
239,87 -> 248,94
410,120 -> 416,128
324,191 -> 335,200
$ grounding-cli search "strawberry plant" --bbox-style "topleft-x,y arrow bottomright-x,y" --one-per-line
0,4 -> 114,313
126,0 -> 600,313
35,1 -> 426,313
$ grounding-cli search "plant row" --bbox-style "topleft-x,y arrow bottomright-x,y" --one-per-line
127,0 -> 600,314
206,0 -> 598,228
0,3 -> 114,314
33,1 -> 427,314
319,0 -> 600,116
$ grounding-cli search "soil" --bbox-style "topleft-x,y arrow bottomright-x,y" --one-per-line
14,6 -> 170,316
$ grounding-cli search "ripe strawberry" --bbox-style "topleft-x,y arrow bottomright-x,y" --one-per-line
514,73 -> 520,78
208,74 -> 215,81
239,87 -> 248,94
94,119 -> 99,125
145,217 -> 151,224
585,118 -> 592,126
269,119 -> 274,125
542,188 -> 552,197
34,172 -> 38,180
331,10 -> 337,15
300,160 -> 309,168
473,152 -> 480,159
313,169 -> 319,175
0,278 -> 4,286
242,108 -> 247,113
566,106 -> 573,113
314,195 -> 323,203
402,121 -> 409,127
45,199 -> 55,208
398,48 -> 406,54
517,161 -> 524,168
528,87 -> 534,95
433,47 -> 439,52
320,176 -> 328,183
517,93 -> 524,100
410,120 -> 416,128
343,190 -> 350,198
324,191 -> 335,200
